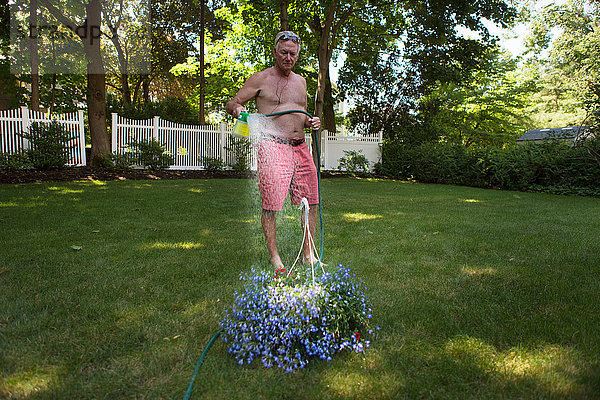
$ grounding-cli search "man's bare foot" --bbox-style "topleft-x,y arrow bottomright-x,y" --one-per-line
271,255 -> 284,269
302,255 -> 326,266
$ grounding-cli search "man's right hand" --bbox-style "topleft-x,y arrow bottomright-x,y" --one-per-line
232,105 -> 247,119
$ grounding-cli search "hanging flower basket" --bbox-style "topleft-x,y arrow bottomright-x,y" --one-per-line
220,264 -> 377,373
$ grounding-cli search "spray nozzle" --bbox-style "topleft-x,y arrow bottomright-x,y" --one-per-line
238,111 -> 250,122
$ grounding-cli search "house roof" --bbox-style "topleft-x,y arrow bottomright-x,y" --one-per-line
517,126 -> 589,141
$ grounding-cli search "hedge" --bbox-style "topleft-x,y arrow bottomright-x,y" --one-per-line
376,139 -> 600,196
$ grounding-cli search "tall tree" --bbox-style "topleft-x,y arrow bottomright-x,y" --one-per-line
0,0 -> 27,109
301,0 -> 392,159
199,0 -> 206,124
39,0 -> 110,164
339,0 -> 516,143
419,49 -> 535,147
279,0 -> 289,30
29,0 -> 40,111
523,0 -> 599,127
306,0 -> 353,132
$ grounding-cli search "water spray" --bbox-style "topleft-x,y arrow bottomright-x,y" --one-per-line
234,109 -> 324,263
184,109 -> 325,399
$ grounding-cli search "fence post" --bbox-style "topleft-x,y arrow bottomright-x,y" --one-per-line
153,115 -> 160,141
111,113 -> 118,153
78,110 -> 86,166
21,106 -> 30,149
322,130 -> 327,170
220,122 -> 227,165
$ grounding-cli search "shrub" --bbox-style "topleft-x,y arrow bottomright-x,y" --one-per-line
377,139 -> 600,196
200,156 -> 225,173
374,141 -> 412,178
377,142 -> 491,186
489,141 -> 569,191
221,264 -> 377,373
225,138 -> 252,173
0,152 -> 32,171
109,152 -> 135,170
19,121 -> 75,170
128,139 -> 174,170
338,150 -> 370,173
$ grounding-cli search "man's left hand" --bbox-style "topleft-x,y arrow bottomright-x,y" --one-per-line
308,117 -> 321,130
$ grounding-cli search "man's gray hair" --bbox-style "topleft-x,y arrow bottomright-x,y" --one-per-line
275,31 -> 301,53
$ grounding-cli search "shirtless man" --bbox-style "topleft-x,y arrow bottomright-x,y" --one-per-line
226,31 -> 321,268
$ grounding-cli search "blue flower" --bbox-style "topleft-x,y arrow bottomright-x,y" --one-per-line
220,264 -> 377,372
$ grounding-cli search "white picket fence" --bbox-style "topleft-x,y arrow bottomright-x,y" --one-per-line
112,113 -> 382,171
0,106 -> 87,166
112,113 -> 245,170
0,108 -> 381,170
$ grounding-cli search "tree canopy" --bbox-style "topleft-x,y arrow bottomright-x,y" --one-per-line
2,0 -> 599,155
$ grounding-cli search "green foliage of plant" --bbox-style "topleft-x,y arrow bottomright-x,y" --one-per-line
490,141 -> 568,191
377,142 -> 492,187
0,152 -> 32,171
377,139 -> 600,196
418,53 -> 535,148
106,152 -> 135,170
225,138 -> 252,173
585,81 -> 600,132
337,150 -> 370,174
0,64 -> 28,108
200,156 -> 225,173
19,121 -> 75,170
106,95 -> 200,125
523,1 -> 598,127
89,151 -> 134,171
127,139 -> 174,170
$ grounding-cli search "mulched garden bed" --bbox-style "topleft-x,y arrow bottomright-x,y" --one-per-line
0,167 -> 364,184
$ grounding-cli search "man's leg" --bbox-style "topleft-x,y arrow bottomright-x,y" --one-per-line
262,209 -> 284,268
302,204 -> 319,264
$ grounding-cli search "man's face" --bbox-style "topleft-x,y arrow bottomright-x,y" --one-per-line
274,40 -> 299,74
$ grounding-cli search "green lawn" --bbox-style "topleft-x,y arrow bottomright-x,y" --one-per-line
1,178 -> 599,399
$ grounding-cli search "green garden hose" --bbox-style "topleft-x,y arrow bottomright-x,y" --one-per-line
183,328 -> 224,400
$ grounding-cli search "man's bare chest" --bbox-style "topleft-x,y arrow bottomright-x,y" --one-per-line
258,76 -> 305,106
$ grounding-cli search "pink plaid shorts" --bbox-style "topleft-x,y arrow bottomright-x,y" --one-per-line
257,138 -> 319,211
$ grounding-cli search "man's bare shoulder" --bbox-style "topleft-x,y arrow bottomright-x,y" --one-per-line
245,69 -> 269,85
296,73 -> 307,86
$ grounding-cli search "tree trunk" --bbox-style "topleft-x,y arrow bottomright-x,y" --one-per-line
84,0 -> 110,164
143,76 -> 150,103
87,73 -> 110,163
39,0 -> 110,164
323,70 -> 336,133
279,0 -> 289,31
50,73 -> 57,114
111,35 -> 131,105
106,3 -> 131,106
30,0 -> 40,111
199,0 -> 206,124
121,73 -> 131,105
311,2 -> 336,163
